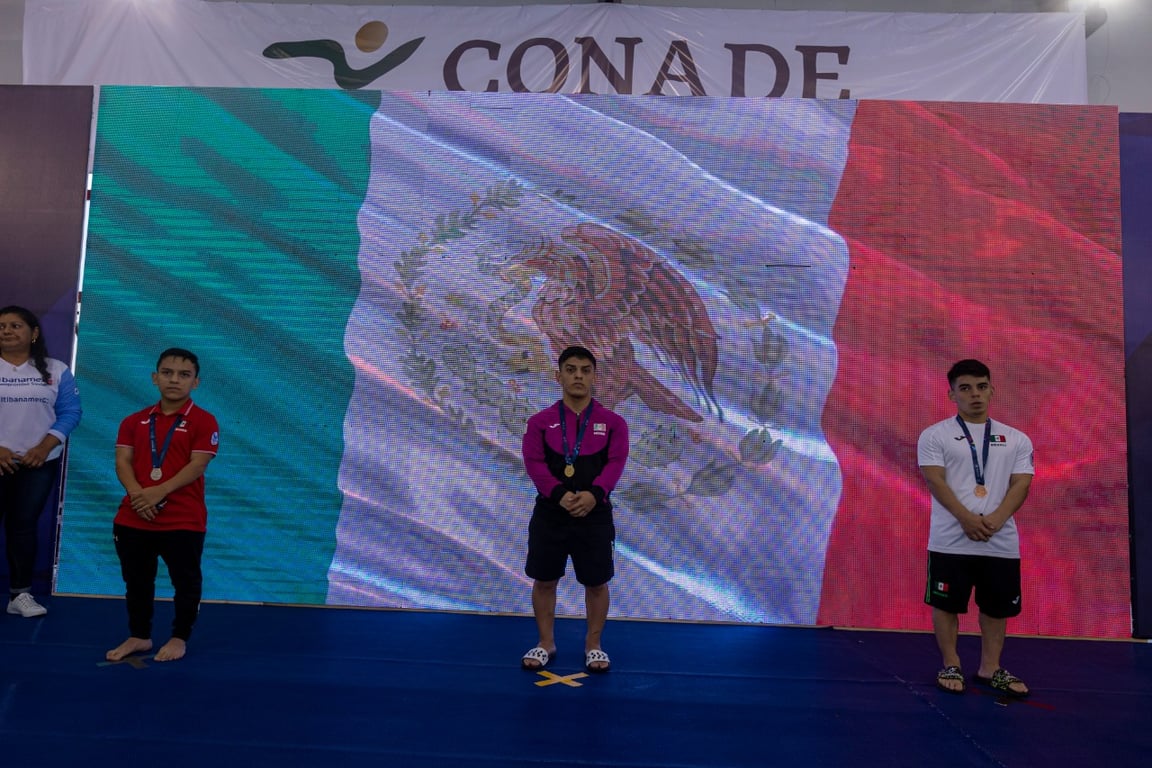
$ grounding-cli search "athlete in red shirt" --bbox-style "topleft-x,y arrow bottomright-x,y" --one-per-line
105,348 -> 219,663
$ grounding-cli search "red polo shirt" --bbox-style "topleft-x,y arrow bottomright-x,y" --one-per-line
114,400 -> 219,532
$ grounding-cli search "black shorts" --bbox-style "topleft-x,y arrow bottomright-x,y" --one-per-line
525,512 -> 615,587
925,551 -> 1022,619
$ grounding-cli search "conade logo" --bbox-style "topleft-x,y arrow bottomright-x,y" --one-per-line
262,21 -> 425,90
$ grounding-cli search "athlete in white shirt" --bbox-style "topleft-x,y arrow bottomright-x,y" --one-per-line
917,359 -> 1033,698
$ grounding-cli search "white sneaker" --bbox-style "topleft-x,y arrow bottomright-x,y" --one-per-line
7,593 -> 47,617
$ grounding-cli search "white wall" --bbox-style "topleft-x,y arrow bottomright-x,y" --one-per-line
1080,1 -> 1151,109
2,0 -> 1149,111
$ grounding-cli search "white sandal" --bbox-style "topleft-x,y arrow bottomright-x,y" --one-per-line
585,648 -> 611,673
521,646 -> 554,670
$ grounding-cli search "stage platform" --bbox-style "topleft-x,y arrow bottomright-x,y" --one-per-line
1,596 -> 1149,767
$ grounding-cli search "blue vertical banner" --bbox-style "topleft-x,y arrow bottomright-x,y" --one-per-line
1121,113 -> 1152,637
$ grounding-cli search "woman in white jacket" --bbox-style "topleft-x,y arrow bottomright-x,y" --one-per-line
0,305 -> 82,617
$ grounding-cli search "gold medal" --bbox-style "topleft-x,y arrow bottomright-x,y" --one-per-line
559,402 -> 592,482
974,485 -> 987,498
151,468 -> 163,481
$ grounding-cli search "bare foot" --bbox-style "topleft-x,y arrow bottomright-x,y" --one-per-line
154,638 -> 187,662
106,637 -> 153,661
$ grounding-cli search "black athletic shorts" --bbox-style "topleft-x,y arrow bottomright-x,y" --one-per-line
525,512 -> 615,587
925,551 -> 1022,619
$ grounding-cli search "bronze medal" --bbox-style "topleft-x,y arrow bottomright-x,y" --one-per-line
150,468 -> 163,481
974,485 -> 987,498
564,464 -> 575,478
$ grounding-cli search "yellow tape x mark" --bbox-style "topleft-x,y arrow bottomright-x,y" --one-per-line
535,670 -> 589,687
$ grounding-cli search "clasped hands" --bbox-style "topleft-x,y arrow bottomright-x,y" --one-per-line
0,443 -> 53,474
961,511 -> 1002,542
559,490 -> 596,518
129,487 -> 168,521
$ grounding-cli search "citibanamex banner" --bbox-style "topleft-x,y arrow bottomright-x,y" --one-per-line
24,0 -> 1086,103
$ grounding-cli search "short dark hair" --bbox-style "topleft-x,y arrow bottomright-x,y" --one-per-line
947,359 -> 990,386
558,345 -> 596,369
157,347 -> 200,376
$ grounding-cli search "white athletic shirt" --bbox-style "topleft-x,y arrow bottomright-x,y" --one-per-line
0,358 -> 81,460
917,416 -> 1034,558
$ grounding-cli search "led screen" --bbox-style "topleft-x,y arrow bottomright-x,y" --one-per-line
58,87 -> 1127,637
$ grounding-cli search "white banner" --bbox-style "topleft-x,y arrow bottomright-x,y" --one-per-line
24,1 -> 1087,103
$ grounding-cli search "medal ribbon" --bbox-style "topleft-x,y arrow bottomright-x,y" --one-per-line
149,412 -> 183,476
559,400 -> 594,473
955,416 -> 991,488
